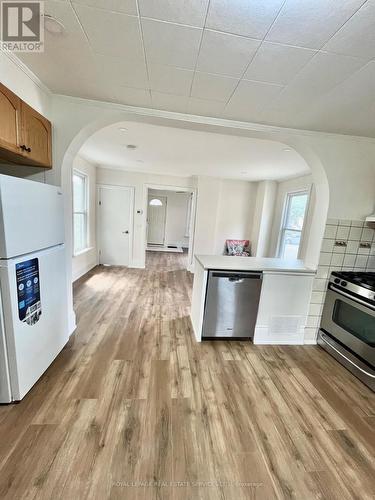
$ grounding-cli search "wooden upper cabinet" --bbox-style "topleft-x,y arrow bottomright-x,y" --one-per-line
0,82 -> 52,169
21,103 -> 52,168
0,82 -> 21,154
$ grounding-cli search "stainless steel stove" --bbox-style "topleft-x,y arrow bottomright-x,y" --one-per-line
318,271 -> 375,391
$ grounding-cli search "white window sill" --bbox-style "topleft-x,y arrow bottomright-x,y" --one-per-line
73,247 -> 94,257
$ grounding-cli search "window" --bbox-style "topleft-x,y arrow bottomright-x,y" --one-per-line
73,170 -> 88,255
278,190 -> 309,260
149,198 -> 163,206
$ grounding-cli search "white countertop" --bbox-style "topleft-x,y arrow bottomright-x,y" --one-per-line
195,255 -> 316,274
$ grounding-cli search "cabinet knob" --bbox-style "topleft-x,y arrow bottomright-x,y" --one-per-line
20,145 -> 31,152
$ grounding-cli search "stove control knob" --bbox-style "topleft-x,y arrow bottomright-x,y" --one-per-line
341,281 -> 347,287
334,278 -> 340,284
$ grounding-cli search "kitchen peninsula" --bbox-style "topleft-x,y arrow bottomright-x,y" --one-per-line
191,255 -> 316,344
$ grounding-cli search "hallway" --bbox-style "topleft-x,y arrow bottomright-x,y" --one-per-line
0,252 -> 374,499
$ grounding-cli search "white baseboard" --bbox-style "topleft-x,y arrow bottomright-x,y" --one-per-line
129,260 -> 145,269
304,339 -> 318,345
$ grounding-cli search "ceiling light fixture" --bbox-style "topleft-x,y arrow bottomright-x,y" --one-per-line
44,14 -> 65,35
119,127 -> 128,132
283,147 -> 292,152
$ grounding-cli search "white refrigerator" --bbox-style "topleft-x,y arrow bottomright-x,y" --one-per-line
0,174 -> 69,403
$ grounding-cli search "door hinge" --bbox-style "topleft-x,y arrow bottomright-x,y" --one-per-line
99,201 -> 102,206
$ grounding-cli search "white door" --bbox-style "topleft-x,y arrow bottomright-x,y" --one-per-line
98,186 -> 132,266
147,195 -> 167,245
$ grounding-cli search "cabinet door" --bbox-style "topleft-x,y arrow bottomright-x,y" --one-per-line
21,102 -> 52,168
0,82 -> 22,154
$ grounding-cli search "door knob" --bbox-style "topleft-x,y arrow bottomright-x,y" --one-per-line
122,230 -> 129,234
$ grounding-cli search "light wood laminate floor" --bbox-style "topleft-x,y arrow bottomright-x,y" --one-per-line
0,251 -> 374,499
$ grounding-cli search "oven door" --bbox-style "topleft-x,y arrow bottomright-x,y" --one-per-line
321,286 -> 375,366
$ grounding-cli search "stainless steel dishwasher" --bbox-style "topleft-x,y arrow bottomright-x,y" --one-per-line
202,270 -> 263,339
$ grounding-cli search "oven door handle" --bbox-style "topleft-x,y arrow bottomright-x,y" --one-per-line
329,285 -> 375,311
320,332 -> 375,379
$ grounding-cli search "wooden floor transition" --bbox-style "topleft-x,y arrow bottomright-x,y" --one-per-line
0,251 -> 374,499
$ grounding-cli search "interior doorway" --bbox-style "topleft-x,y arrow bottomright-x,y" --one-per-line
97,185 -> 134,266
147,194 -> 167,246
144,185 -> 196,270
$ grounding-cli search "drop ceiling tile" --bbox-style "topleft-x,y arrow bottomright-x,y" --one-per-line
206,0 -> 285,39
148,64 -> 194,96
266,0 -> 367,49
244,42 -> 316,85
283,51 -> 367,100
151,91 -> 188,113
138,0 -> 209,27
258,52 -> 368,129
196,30 -> 260,78
42,1 -> 89,52
72,0 -> 137,15
114,86 -> 152,106
224,79 -> 284,121
142,18 -> 202,69
191,72 -> 239,102
323,1 -> 375,60
73,3 -> 144,59
187,97 -> 226,117
95,55 -> 149,89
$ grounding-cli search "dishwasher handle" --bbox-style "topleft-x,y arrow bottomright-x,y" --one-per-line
210,271 -> 262,280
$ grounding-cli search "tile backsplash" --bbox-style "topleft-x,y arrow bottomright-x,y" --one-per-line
305,218 -> 375,343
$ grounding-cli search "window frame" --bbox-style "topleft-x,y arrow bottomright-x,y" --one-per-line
277,189 -> 310,260
72,169 -> 89,256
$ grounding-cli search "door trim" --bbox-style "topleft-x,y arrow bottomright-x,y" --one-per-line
97,184 -> 134,267
143,183 -> 197,272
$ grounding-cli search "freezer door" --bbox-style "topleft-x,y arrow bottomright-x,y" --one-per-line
0,245 -> 69,401
0,175 -> 64,259
0,289 -> 12,402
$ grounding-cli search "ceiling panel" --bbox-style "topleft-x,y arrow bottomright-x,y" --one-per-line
148,64 -> 194,96
94,55 -> 149,89
151,91 -> 189,113
14,0 -> 375,138
225,80 -> 284,121
196,30 -> 260,78
323,1 -> 375,60
73,3 -> 144,59
244,42 -> 316,85
138,0 -> 209,27
276,52 -> 367,103
142,18 -> 202,69
72,0 -> 137,15
187,97 -> 226,117
206,0 -> 285,39
191,72 -> 238,102
266,0 -> 367,49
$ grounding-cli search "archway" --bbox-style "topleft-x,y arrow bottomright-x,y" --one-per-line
56,102 -> 329,331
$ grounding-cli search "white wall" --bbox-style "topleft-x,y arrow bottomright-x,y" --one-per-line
194,177 -> 257,256
269,174 -> 314,259
251,180 -> 277,257
72,156 -> 97,281
96,167 -> 194,267
148,189 -> 191,247
214,179 -> 257,254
